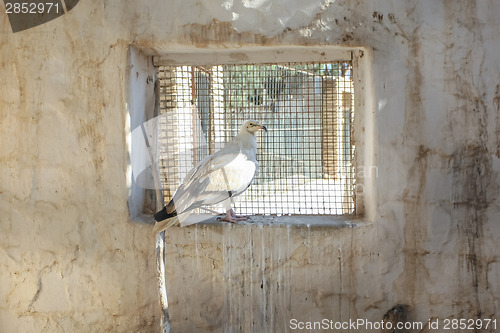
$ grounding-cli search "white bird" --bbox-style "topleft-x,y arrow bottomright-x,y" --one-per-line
153,120 -> 267,233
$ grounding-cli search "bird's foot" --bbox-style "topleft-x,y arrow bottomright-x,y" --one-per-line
218,216 -> 240,223
218,209 -> 248,223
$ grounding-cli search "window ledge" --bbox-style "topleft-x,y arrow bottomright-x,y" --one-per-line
171,214 -> 368,228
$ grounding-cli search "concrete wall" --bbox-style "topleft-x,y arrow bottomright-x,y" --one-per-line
1,0 -> 500,332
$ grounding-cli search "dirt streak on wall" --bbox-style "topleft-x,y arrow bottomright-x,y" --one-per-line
443,0 -> 499,323
399,19 -> 430,312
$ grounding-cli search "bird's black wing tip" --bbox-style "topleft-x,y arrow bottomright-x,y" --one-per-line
154,207 -> 177,222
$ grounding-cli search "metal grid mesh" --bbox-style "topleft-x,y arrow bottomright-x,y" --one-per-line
157,61 -> 355,216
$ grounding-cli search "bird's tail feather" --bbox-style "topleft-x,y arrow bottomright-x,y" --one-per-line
153,216 -> 179,233
154,206 -> 176,222
153,209 -> 194,233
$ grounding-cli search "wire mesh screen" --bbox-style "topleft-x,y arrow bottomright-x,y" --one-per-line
157,61 -> 355,216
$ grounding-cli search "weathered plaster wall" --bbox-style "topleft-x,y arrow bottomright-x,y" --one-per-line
1,0 -> 500,332
0,3 -> 161,332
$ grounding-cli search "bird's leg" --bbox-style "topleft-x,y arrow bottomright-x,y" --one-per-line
219,209 -> 247,223
229,208 -> 247,220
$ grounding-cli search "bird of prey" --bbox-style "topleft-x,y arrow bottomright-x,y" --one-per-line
153,120 -> 267,233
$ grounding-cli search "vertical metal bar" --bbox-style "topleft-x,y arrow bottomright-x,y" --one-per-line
208,69 -> 214,155
142,118 -> 170,333
153,66 -> 171,333
156,231 -> 170,333
191,67 -> 198,166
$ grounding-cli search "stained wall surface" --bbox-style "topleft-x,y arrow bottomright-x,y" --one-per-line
1,0 -> 500,332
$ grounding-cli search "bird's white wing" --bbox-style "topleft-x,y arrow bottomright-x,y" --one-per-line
169,141 -> 245,216
183,141 -> 240,185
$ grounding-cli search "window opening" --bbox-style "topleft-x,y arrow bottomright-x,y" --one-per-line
156,61 -> 355,216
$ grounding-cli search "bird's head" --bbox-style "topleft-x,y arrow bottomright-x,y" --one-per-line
242,120 -> 267,135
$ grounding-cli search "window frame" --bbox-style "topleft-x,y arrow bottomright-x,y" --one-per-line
128,46 -> 372,225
